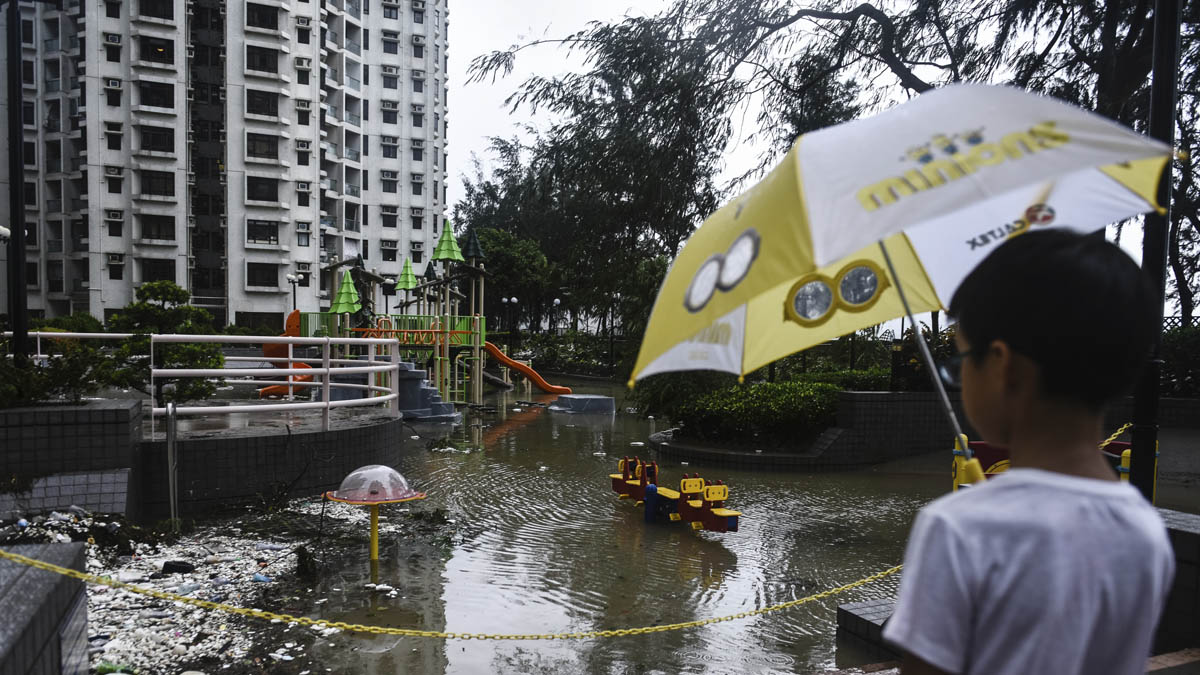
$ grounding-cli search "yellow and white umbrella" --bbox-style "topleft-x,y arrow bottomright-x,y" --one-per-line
630,84 -> 1171,384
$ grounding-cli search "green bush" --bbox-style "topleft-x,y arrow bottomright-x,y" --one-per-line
1162,325 -> 1200,397
0,340 -> 116,408
793,367 -> 890,391
673,380 -> 841,441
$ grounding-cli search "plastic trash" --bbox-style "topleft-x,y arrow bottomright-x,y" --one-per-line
176,583 -> 201,595
162,560 -> 196,574
253,573 -> 273,582
16,518 -> 28,529
630,442 -> 645,447
204,555 -> 236,564
50,511 -> 73,522
68,504 -> 89,517
211,577 -> 232,587
254,542 -> 287,551
96,662 -> 134,674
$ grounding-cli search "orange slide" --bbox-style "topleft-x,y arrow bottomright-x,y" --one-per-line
483,342 -> 572,394
258,310 -> 314,398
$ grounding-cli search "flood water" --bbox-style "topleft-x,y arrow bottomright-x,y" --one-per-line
308,377 -> 950,674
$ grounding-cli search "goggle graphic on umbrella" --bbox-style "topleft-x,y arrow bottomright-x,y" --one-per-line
684,229 -> 760,313
785,260 -> 891,327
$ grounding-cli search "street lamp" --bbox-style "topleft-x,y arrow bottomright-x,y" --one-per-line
553,298 -> 561,334
382,277 -> 396,314
286,274 -> 299,311
510,297 -> 518,333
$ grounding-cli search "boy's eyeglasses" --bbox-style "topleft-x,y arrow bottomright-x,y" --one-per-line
938,350 -> 980,389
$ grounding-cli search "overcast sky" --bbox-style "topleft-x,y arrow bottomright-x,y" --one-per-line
446,1 -> 662,212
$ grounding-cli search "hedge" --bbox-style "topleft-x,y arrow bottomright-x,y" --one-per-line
673,380 -> 841,441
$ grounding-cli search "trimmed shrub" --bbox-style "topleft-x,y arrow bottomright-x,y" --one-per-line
1162,325 -> 1200,397
793,368 -> 889,391
674,380 -> 841,441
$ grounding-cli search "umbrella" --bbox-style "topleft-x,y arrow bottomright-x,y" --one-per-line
329,269 -> 362,315
631,84 -> 1170,384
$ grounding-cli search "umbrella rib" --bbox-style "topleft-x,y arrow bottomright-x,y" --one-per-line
877,240 -> 971,458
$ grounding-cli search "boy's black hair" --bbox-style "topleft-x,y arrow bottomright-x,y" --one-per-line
948,229 -> 1156,411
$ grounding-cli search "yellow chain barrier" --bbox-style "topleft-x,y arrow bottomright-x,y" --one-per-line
1100,422 -> 1133,451
0,547 -> 901,640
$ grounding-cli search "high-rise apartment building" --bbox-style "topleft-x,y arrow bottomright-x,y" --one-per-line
2,0 -> 449,327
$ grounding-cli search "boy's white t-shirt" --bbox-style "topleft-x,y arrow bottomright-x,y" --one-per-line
882,468 -> 1174,675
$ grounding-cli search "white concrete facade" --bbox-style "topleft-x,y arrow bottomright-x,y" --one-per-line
2,0 -> 448,327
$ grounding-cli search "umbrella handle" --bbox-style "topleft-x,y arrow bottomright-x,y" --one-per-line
877,241 -> 972,460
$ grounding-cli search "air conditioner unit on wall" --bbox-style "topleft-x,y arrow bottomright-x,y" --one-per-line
411,104 -> 424,113
107,253 -> 124,264
104,33 -> 121,44
411,139 -> 424,148
412,69 -> 425,79
296,99 -> 311,110
105,209 -> 123,220
411,242 -> 423,251
410,207 -> 423,216
382,65 -> 397,75
297,181 -> 311,190
381,170 -> 397,179
412,35 -> 425,46
295,57 -> 311,69
413,0 -> 425,9
297,262 -> 311,270
104,78 -> 121,89
296,16 -> 311,26
297,140 -> 311,149
381,101 -> 398,110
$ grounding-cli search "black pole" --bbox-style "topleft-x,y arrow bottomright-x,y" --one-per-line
1131,0 -> 1181,501
6,0 -> 30,366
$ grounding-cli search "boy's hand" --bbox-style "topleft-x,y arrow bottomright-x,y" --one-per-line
902,653 -> 953,675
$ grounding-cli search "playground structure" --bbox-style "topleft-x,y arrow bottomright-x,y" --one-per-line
610,457 -> 742,533
258,310 -> 314,399
281,226 -> 569,405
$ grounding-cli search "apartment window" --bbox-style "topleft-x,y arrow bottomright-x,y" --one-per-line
246,46 -> 278,73
414,45 -> 425,59
297,232 -> 310,247
362,241 -> 369,259
382,241 -> 397,261
22,60 -> 35,85
246,176 -> 278,202
383,32 -> 398,53
412,113 -> 423,127
298,28 -> 310,44
23,101 -> 35,125
106,44 -> 121,62
139,0 -> 173,20
382,145 -> 397,159
246,133 -> 277,159
245,3 -> 278,30
381,179 -> 397,193
297,151 -> 310,166
246,89 -> 278,116
383,75 -> 397,89
107,132 -> 122,150
139,125 -> 174,152
27,262 -> 39,288
106,89 -> 122,106
411,251 -> 422,264
21,19 -> 33,43
107,177 -> 122,193
140,36 -> 174,64
297,70 -> 309,85
382,110 -> 397,124
22,142 -> 35,165
140,170 -> 175,196
247,262 -> 278,287
298,110 -> 310,125
413,10 -> 423,23
141,214 -> 175,240
382,213 -> 397,228
246,219 -> 280,244
142,258 -> 175,283
383,6 -> 396,18
106,1 -> 120,17
411,182 -> 422,196
109,263 -> 124,280
138,81 -> 174,108
108,220 -> 123,237
297,191 -> 309,207
411,147 -> 423,162
413,77 -> 423,93
410,216 -> 422,230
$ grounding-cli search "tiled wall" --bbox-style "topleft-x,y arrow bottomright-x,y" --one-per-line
1159,509 -> 1200,653
0,543 -> 87,675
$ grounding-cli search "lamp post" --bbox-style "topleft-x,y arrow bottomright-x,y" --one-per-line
285,274 -> 299,310
510,297 -> 518,333
500,297 -> 508,331
553,297 -> 561,334
382,277 -> 396,314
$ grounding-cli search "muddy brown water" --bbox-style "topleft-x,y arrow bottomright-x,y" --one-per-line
297,377 -> 955,674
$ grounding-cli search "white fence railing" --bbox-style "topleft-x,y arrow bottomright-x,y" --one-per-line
4,331 -> 404,434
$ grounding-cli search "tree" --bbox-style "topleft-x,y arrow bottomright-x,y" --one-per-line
468,0 -> 1199,318
107,281 -> 224,406
473,228 -> 551,330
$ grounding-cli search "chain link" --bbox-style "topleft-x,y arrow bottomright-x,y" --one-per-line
0,548 -> 900,640
1099,422 -> 1133,450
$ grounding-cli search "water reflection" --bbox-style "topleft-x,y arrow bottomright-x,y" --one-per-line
315,378 -> 946,673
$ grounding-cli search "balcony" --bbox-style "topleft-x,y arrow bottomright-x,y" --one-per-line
344,218 -> 360,231
344,147 -> 360,161
44,38 -> 61,52
45,79 -> 62,93
46,159 -> 63,173
345,184 -> 360,198
47,239 -> 64,253
320,179 -> 338,192
49,279 -> 65,293
344,110 -> 361,127
345,0 -> 361,19
345,39 -> 361,56
320,216 -> 337,228
346,75 -> 360,91
67,77 -> 81,90
46,199 -> 64,212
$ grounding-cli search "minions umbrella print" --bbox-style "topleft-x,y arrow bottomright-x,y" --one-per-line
629,84 -> 1173,384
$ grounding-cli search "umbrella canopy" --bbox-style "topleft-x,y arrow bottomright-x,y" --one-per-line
329,269 -> 362,315
396,257 -> 419,291
325,465 -> 425,505
631,84 -> 1171,383
432,221 -> 466,263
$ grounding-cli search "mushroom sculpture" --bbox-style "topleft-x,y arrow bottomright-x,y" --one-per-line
324,465 -> 426,561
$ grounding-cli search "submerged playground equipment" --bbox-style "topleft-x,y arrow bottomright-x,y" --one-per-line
325,464 -> 426,561
263,225 -> 569,405
610,457 -> 742,533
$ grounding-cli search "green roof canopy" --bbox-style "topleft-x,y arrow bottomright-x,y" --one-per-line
396,257 -> 419,290
329,269 -> 362,314
461,228 -> 486,261
432,221 -> 465,263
